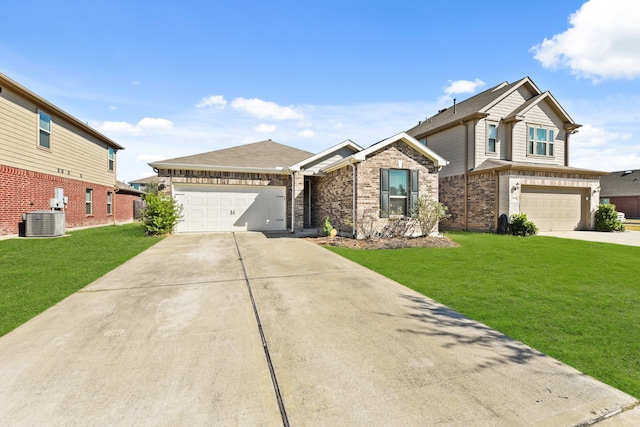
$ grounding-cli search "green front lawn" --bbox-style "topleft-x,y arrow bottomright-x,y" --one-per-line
0,223 -> 163,337
328,232 -> 640,398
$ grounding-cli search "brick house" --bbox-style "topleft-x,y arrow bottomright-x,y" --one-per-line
407,77 -> 606,232
0,73 -> 131,236
148,133 -> 447,235
600,170 -> 640,218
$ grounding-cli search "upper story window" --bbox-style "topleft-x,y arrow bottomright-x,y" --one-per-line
38,111 -> 51,149
487,123 -> 497,153
528,126 -> 555,157
108,147 -> 115,171
380,168 -> 419,217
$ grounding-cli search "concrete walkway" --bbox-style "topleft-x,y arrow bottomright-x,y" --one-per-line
0,233 -> 637,426
538,230 -> 640,247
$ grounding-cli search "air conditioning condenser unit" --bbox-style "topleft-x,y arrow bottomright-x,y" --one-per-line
24,211 -> 66,237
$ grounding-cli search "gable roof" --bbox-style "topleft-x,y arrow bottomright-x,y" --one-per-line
290,139 -> 363,172
406,77 -> 578,138
322,132 -> 448,173
149,140 -> 313,173
0,73 -> 124,150
600,169 -> 640,197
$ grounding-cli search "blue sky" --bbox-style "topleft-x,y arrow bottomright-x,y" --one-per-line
2,0 -> 640,182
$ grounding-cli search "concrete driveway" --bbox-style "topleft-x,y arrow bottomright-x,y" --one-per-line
0,233 -> 637,426
538,230 -> 640,247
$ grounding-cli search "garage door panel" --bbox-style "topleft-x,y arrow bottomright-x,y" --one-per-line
520,187 -> 585,231
174,185 -> 286,232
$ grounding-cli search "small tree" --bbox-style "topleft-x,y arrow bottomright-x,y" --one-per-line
595,203 -> 625,232
508,213 -> 538,236
411,197 -> 451,237
141,192 -> 183,235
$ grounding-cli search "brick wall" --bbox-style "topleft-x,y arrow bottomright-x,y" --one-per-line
115,193 -> 141,223
438,172 -> 497,232
315,141 -> 439,236
467,172 -> 497,232
0,164 -> 116,235
160,169 -> 294,230
439,175 -> 466,230
609,196 -> 640,218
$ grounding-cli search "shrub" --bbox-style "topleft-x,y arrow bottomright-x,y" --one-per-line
509,213 -> 538,236
595,203 -> 625,232
141,192 -> 183,235
323,216 -> 333,236
411,197 -> 451,237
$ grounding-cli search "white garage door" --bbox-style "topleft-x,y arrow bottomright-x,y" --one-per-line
173,185 -> 286,232
520,187 -> 586,231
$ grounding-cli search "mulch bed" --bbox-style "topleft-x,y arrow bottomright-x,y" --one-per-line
305,235 -> 459,249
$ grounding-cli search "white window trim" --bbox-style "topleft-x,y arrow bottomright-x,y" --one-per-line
108,148 -> 115,172
86,188 -> 93,216
38,110 -> 51,149
486,121 -> 498,155
526,124 -> 556,158
107,191 -> 113,215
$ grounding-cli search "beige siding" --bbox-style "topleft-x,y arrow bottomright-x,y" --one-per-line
512,102 -> 566,166
0,87 -> 115,187
425,125 -> 467,177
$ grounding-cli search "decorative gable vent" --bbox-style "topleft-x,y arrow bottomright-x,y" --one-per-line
24,211 -> 66,237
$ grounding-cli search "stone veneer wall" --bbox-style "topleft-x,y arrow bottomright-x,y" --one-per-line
314,141 -> 439,237
158,169 -> 294,230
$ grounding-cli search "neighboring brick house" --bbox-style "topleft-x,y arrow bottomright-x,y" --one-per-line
148,133 -> 447,236
407,76 -> 606,232
600,170 -> 640,218
0,73 -> 128,236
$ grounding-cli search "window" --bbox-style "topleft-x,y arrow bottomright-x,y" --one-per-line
528,126 -> 555,157
108,147 -> 115,171
107,191 -> 113,215
38,111 -> 51,149
85,189 -> 93,215
487,123 -> 497,153
380,168 -> 419,217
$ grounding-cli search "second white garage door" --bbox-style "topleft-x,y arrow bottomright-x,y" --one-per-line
173,185 -> 286,232
520,187 -> 586,231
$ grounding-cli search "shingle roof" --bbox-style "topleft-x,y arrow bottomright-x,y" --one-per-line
149,140 -> 314,171
407,77 -> 542,138
600,170 -> 640,197
471,159 -> 606,176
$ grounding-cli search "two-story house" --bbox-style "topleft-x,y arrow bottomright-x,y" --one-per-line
407,77 -> 605,232
0,73 -> 134,236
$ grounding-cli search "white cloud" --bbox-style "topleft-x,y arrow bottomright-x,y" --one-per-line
531,0 -> 640,81
136,154 -> 167,163
99,121 -> 141,136
109,105 -> 117,111
96,117 -> 173,136
571,123 -> 637,171
438,79 -> 486,106
231,97 -> 304,120
444,79 -> 486,96
137,117 -> 174,130
571,124 -> 632,148
298,129 -> 315,137
254,123 -> 277,133
196,95 -> 227,109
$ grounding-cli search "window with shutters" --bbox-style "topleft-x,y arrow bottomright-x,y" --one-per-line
380,168 -> 419,217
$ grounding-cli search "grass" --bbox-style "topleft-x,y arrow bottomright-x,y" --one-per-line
0,223 -> 163,337
328,232 -> 640,398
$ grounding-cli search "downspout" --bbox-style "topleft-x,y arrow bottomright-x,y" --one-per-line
494,170 -> 499,232
289,171 -> 295,233
464,122 -> 469,231
350,162 -> 356,238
